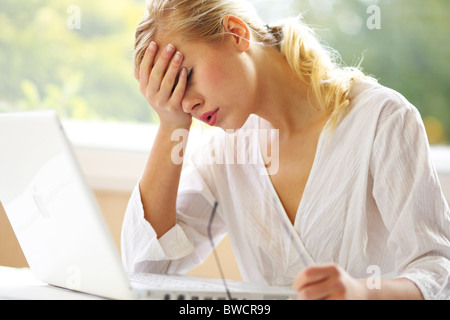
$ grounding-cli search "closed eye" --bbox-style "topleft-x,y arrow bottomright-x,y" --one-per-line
172,68 -> 193,93
186,69 -> 193,84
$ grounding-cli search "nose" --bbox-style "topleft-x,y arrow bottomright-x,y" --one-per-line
181,95 -> 203,115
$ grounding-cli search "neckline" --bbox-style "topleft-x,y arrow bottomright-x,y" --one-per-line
256,115 -> 330,230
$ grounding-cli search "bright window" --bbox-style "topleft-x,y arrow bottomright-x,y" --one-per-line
1,0 -> 449,144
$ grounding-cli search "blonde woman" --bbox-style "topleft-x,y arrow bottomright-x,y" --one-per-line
121,0 -> 450,300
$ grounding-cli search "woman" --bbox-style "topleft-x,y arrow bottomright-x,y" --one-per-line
121,0 -> 450,300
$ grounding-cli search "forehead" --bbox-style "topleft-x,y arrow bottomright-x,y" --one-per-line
153,35 -> 224,64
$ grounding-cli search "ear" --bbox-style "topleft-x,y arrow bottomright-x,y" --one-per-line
222,15 -> 251,52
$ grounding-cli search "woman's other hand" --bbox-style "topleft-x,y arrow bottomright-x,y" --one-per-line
293,263 -> 369,300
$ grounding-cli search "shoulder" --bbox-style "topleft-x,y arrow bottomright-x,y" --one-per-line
350,79 -> 414,114
345,81 -> 431,170
346,79 -> 423,133
327,79 -> 426,156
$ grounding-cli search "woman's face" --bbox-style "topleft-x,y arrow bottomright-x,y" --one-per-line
156,36 -> 258,130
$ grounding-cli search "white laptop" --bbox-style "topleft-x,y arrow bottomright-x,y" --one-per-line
0,110 -> 297,300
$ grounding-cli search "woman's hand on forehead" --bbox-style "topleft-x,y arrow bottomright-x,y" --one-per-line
135,41 -> 192,130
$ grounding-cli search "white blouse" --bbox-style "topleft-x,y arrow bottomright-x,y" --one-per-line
121,80 -> 450,300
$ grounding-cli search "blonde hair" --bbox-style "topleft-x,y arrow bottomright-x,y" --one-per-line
134,0 -> 374,130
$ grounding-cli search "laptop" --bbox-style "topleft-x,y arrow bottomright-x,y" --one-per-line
0,110 -> 297,300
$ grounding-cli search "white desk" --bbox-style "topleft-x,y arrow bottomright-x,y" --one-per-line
0,267 -> 103,300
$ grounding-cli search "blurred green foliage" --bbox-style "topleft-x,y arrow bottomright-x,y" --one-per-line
0,0 -> 148,122
0,0 -> 448,144
253,0 -> 449,144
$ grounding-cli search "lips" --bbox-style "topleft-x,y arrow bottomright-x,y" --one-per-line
200,108 -> 219,126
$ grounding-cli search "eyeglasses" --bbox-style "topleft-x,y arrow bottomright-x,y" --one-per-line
207,201 -> 232,300
272,197 -> 309,267
206,199 -> 309,301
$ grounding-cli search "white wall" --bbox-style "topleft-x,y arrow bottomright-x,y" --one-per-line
64,120 -> 450,204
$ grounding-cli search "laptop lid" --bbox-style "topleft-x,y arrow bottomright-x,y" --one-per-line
0,111 -> 135,300
0,111 -> 298,300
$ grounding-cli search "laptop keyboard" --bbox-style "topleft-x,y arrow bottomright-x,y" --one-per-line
129,273 -> 227,290
128,273 -> 296,300
129,273 -> 232,300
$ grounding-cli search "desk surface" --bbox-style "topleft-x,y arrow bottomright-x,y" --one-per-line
0,267 -> 103,300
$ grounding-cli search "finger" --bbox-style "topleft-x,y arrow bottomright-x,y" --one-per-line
159,51 -> 184,101
171,67 -> 188,105
293,264 -> 338,291
149,43 -> 176,92
297,275 -> 343,300
293,267 -> 326,291
139,41 -> 158,90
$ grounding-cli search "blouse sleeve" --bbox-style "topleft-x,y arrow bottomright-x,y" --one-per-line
120,158 -> 226,275
370,103 -> 450,300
